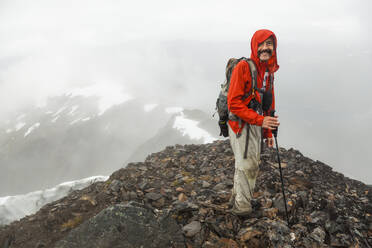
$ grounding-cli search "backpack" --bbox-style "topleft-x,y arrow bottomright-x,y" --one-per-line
215,57 -> 258,137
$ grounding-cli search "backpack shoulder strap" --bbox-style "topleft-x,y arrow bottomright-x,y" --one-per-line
241,58 -> 258,100
246,59 -> 258,93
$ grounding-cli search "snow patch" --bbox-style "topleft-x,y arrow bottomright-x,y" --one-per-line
15,122 -> 26,131
70,117 -> 91,125
165,107 -> 183,114
53,106 -> 67,117
0,197 -> 9,205
24,123 -> 40,137
51,115 -> 60,123
144,103 -> 158,112
173,112 -> 216,144
0,176 -> 108,226
68,83 -> 132,115
45,111 -> 53,114
68,105 -> 79,115
81,117 -> 91,122
70,118 -> 82,125
6,129 -> 12,133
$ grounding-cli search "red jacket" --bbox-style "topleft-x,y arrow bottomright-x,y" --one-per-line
227,29 -> 279,138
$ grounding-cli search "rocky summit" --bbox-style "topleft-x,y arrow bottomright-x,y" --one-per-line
0,140 -> 371,248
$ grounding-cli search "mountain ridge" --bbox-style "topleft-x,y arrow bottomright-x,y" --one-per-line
0,140 -> 371,247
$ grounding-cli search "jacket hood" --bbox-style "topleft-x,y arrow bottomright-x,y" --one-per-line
250,29 -> 279,73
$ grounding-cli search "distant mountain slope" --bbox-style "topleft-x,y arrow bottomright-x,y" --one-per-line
0,92 -> 219,196
0,176 -> 108,226
126,109 -> 219,163
0,94 -> 169,196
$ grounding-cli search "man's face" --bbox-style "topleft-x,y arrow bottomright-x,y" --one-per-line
257,37 -> 274,62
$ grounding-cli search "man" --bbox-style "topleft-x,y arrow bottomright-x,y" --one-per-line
227,29 -> 280,216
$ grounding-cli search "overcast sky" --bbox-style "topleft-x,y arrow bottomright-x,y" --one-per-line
0,0 -> 371,183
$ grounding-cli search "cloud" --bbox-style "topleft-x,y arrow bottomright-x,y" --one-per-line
0,0 -> 371,183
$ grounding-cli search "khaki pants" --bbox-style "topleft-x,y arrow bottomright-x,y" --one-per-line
228,123 -> 262,212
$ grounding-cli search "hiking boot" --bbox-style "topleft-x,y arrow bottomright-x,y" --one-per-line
250,198 -> 262,211
228,194 -> 235,208
229,204 -> 252,217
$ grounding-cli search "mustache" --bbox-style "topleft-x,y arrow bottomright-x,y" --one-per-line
257,49 -> 273,57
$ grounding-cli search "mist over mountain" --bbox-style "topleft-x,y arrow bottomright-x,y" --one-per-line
0,92 -> 218,197
127,108 -> 217,164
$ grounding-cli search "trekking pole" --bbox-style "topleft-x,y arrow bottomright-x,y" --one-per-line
270,110 -> 290,226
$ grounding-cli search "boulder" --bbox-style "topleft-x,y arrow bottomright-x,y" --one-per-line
54,202 -> 185,248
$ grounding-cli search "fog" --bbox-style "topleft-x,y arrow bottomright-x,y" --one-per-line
0,0 -> 371,184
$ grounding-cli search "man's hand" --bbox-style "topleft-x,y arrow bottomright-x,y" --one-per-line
262,116 -> 280,130
265,137 -> 274,148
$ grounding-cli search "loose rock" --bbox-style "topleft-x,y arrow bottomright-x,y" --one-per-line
1,140 -> 371,248
182,221 -> 201,237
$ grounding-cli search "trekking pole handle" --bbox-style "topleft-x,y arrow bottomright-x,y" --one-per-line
270,110 -> 278,138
